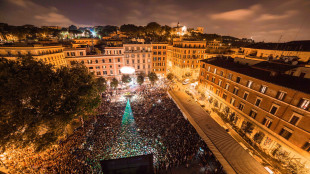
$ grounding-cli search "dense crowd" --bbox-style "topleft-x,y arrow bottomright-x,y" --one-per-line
0,85 -> 225,174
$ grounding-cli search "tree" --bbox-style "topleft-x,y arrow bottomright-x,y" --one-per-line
148,72 -> 158,85
146,22 -> 161,35
0,57 -> 103,152
122,75 -> 131,84
95,77 -> 107,92
167,73 -> 174,81
137,73 -> 145,86
253,132 -> 265,144
241,121 -> 254,135
110,78 -> 119,89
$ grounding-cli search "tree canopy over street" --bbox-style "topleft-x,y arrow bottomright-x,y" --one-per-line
0,57 -> 105,152
148,72 -> 158,85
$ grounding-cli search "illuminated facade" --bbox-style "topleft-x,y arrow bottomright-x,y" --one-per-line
151,43 -> 168,77
169,40 -> 206,80
198,57 -> 310,165
66,47 -> 124,81
123,44 -> 152,75
172,22 -> 188,36
0,45 -> 67,68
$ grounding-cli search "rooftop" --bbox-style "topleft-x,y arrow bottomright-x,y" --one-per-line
243,40 -> 310,52
201,57 -> 310,94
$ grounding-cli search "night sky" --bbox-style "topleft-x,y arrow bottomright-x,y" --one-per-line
1,0 -> 309,42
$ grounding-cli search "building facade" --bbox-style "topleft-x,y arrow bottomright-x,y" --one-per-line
151,43 -> 168,77
66,47 -> 124,81
169,40 -> 206,80
198,57 -> 310,165
123,44 -> 152,75
0,45 -> 67,68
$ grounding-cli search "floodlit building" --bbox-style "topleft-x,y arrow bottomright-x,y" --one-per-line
66,47 -> 124,81
198,57 -> 310,165
172,22 -> 188,36
151,43 -> 168,77
169,40 -> 206,80
0,44 -> 67,68
73,38 -> 100,46
123,44 -> 152,75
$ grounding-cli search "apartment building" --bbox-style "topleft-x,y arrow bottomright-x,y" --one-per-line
64,48 -> 86,57
66,47 -> 124,81
0,44 -> 67,68
123,44 -> 152,75
198,57 -> 310,163
151,43 -> 168,77
169,40 -> 206,80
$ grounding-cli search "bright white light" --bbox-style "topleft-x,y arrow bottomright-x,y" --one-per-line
120,66 -> 135,74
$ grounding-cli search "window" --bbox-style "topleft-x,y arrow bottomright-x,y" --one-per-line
247,80 -> 253,88
118,58 -> 120,62
110,65 -> 112,68
87,60 -> 92,64
207,66 -> 211,72
109,59 -> 112,63
102,66 -> 106,68
269,104 -> 279,115
103,71 -> 107,75
222,93 -> 227,100
260,85 -> 268,94
249,109 -> 257,119
110,70 -> 113,74
216,89 -> 220,95
153,46 -> 157,49
102,59 -> 105,63
225,83 -> 230,90
236,77 -> 241,83
227,73 -> 232,80
262,118 -> 273,128
298,98 -> 310,110
214,68 -> 217,74
218,79 -> 222,87
219,71 -> 223,76
95,66 -> 100,69
255,97 -> 262,107
230,98 -> 235,106
238,103 -> 245,111
233,87 -> 239,95
89,67 -> 93,69
96,71 -> 101,75
210,85 -> 213,91
276,91 -> 286,101
212,76 -> 215,83
302,142 -> 310,152
243,92 -> 249,100
206,75 -> 209,80
289,113 -> 302,126
279,128 -> 292,140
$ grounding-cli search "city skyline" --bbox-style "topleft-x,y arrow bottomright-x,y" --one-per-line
1,0 -> 310,42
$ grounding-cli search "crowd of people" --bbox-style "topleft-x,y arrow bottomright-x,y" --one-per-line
0,84 -> 225,174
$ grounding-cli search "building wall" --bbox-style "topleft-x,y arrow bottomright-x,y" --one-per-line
198,61 -> 310,163
64,48 -> 87,57
0,45 -> 67,68
170,41 -> 206,80
123,44 -> 152,75
151,43 -> 168,77
73,38 -> 100,46
241,47 -> 310,62
66,54 -> 124,81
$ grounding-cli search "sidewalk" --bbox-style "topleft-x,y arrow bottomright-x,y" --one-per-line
168,89 -> 269,174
